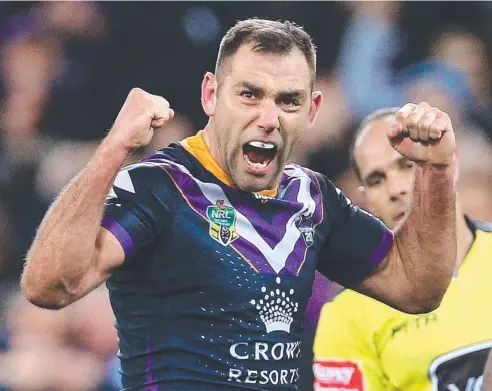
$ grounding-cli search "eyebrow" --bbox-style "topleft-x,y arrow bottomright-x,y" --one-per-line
236,81 -> 263,94
235,81 -> 307,100
277,90 -> 307,101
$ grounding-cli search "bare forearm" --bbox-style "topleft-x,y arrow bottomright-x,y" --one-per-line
395,160 -> 457,308
22,139 -> 129,306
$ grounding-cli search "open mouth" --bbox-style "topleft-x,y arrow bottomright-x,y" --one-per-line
242,141 -> 277,174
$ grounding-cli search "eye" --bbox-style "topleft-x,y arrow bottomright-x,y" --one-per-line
281,98 -> 299,106
240,90 -> 256,99
278,97 -> 301,113
398,160 -> 415,172
367,177 -> 383,187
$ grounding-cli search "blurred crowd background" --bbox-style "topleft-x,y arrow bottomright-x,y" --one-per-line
1,2 -> 492,390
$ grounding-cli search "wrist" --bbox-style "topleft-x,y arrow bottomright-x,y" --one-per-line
98,136 -> 133,167
416,153 -> 458,187
416,153 -> 457,170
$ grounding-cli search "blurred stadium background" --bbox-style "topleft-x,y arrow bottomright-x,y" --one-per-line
0,2 -> 492,390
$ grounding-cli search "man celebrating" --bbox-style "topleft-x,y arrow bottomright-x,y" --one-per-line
22,19 -> 457,390
314,108 -> 492,391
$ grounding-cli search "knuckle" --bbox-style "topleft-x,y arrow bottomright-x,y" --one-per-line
159,97 -> 170,107
406,117 -> 418,128
430,122 -> 442,133
418,124 -> 430,134
129,87 -> 144,97
429,131 -> 442,140
129,90 -> 153,107
395,111 -> 406,121
417,122 -> 428,132
141,95 -> 154,107
397,103 -> 415,117
419,114 -> 435,129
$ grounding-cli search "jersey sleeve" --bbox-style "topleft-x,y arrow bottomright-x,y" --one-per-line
316,174 -> 394,287
101,162 -> 177,265
313,299 -> 389,391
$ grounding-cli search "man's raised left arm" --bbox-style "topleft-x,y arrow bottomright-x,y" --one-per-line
355,102 -> 457,313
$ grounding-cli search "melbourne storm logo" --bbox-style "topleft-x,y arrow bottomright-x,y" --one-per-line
206,200 -> 239,246
295,213 -> 315,247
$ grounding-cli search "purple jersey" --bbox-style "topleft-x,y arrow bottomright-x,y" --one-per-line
101,132 -> 393,390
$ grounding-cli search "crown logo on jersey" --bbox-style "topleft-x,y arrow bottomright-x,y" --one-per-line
250,277 -> 298,334
206,200 -> 239,246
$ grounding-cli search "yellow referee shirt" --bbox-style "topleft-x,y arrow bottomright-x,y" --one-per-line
313,219 -> 492,391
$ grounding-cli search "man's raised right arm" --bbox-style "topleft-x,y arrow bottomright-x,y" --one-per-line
21,88 -> 174,309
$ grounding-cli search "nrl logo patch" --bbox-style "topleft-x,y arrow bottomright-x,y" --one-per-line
206,200 -> 239,246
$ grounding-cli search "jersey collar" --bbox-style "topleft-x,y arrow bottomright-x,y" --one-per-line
180,131 -> 278,198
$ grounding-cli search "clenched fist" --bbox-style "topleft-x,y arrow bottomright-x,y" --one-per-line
108,88 -> 175,153
388,102 -> 456,166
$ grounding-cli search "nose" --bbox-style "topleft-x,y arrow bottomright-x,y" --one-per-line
388,172 -> 411,202
257,100 -> 280,132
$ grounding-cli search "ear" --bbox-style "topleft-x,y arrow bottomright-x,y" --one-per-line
308,90 -> 323,128
201,72 -> 217,117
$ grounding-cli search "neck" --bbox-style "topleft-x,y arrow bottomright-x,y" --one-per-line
202,123 -> 222,170
456,200 -> 474,269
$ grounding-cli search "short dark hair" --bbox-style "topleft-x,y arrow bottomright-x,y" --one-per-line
215,18 -> 317,83
350,107 -> 399,181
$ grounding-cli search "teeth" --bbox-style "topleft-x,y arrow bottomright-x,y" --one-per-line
244,154 -> 269,168
248,141 -> 275,149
